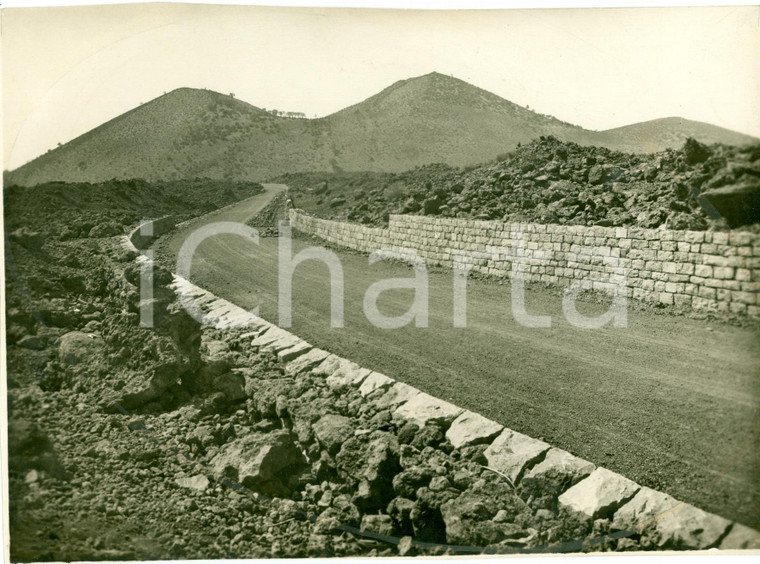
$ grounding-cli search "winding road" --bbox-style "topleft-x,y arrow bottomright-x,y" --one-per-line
155,183 -> 760,529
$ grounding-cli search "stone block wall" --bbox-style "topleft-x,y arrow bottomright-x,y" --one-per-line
290,210 -> 760,317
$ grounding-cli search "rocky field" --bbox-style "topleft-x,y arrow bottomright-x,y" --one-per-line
4,236 -> 709,560
3,230 -> 603,560
3,178 -> 263,244
8,177 -> 744,560
276,136 -> 760,231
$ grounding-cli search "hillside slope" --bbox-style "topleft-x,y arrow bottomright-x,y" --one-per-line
6,73 -> 757,186
597,117 -> 759,153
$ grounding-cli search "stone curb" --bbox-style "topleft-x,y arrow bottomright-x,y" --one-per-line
121,225 -> 760,551
166,273 -> 760,550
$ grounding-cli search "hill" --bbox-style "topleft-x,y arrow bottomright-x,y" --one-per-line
5,73 -> 758,186
596,117 -> 759,153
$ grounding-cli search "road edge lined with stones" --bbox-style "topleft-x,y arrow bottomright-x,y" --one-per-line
121,221 -> 760,552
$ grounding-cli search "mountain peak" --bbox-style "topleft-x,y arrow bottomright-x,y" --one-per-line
6,73 -> 757,187
341,71 -> 514,116
403,71 -> 474,89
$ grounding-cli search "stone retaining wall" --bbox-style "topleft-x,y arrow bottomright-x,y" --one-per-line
290,211 -> 760,317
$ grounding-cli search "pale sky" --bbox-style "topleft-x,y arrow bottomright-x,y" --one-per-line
2,2 -> 759,170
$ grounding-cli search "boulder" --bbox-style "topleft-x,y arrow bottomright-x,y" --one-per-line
88,221 -> 123,238
8,418 -> 67,479
114,362 -> 183,411
175,474 -> 210,492
483,428 -> 550,484
440,491 -> 528,546
360,514 -> 394,537
214,371 -> 246,402
252,379 -> 294,419
59,331 -> 103,366
397,535 -> 417,556
446,411 -> 503,448
186,424 -> 215,449
392,466 -> 434,499
16,335 -> 47,350
683,137 -> 713,165
187,358 -> 231,393
211,431 -> 304,496
410,422 -> 446,450
387,497 -> 415,535
10,227 -> 44,250
336,432 -> 399,511
558,467 -> 640,519
409,494 -> 448,543
588,165 -> 605,185
699,182 -> 760,228
312,414 -> 355,455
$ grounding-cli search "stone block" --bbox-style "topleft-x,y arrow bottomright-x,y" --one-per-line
558,467 -> 639,519
483,428 -> 550,484
445,411 -> 504,449
612,487 -> 731,549
720,522 -> 760,550
277,341 -> 312,362
373,381 -> 420,409
358,372 -> 394,396
393,392 -> 463,428
326,360 -> 372,389
714,266 -> 735,280
285,348 -> 330,375
694,264 -> 713,278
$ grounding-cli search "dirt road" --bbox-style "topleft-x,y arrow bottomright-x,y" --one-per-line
156,185 -> 760,529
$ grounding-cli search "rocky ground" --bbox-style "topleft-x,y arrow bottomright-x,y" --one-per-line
276,136 -> 760,230
244,191 -> 290,237
5,232 -> 599,560
8,181 -> 734,561
0,253 -> 650,561
9,166 -> 760,559
4,178 -> 263,243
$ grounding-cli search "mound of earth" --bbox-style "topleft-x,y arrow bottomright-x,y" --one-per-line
277,137 -> 760,230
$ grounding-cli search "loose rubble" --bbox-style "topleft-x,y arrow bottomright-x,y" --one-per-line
277,136 -> 760,230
